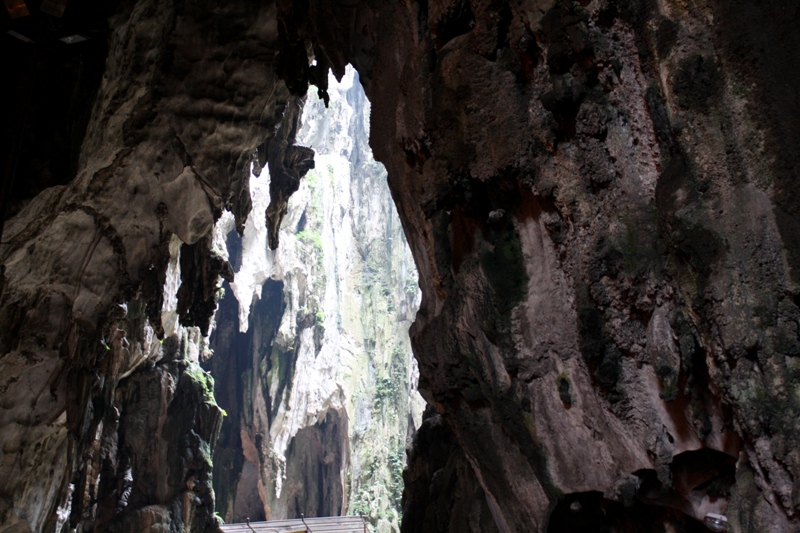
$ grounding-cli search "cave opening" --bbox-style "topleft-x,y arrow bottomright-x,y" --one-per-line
202,66 -> 424,532
3,0 -> 799,531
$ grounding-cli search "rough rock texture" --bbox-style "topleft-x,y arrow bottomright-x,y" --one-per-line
2,0 -> 800,531
264,101 -> 316,251
205,69 -> 424,532
401,408 -> 500,533
0,0 -> 310,531
281,0 -> 800,531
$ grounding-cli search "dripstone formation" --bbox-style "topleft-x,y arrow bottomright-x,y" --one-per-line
2,0 -> 799,532
206,68 -> 423,531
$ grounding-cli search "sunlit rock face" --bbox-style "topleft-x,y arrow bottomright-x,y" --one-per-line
206,67 -> 424,532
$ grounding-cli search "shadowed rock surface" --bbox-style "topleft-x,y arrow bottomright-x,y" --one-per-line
1,0 -> 307,531
2,0 -> 800,532
267,0 -> 800,530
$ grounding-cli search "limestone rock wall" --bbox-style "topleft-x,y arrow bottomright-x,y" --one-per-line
2,0 -> 799,532
0,0 -> 306,531
206,67 -> 423,532
401,407 -> 500,533
293,0 -> 800,531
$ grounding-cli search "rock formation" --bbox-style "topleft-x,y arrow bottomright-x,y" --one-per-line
2,0 -> 799,532
205,67 -> 423,532
1,1 -> 308,531
297,1 -> 800,531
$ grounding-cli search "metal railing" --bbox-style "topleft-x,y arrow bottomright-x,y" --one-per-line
220,515 -> 371,533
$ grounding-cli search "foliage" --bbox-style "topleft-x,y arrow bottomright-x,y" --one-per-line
184,364 -> 217,405
373,376 -> 396,410
404,277 -> 419,296
387,442 -> 405,511
327,163 -> 336,190
297,229 -> 323,255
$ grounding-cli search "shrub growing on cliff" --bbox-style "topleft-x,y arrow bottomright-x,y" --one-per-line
297,229 -> 323,255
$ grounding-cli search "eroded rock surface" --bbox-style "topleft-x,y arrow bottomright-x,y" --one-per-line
401,408 -> 500,533
205,68 -> 423,532
2,0 -> 800,532
1,0 -> 309,531
285,0 -> 800,531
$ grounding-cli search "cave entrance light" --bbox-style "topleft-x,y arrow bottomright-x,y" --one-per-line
206,65 -> 424,533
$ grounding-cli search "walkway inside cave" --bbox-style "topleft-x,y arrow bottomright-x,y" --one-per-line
220,515 -> 369,533
204,66 -> 423,533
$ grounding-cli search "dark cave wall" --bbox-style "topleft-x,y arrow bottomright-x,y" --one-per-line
1,0 -> 799,532
287,0 -> 800,531
205,278 -> 288,524
401,408 -> 500,533
0,0 -> 121,234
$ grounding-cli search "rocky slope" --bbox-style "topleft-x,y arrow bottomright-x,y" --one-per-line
1,0 -> 799,532
204,67 -> 423,533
